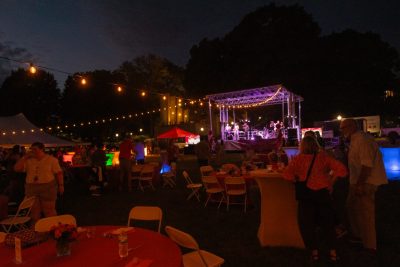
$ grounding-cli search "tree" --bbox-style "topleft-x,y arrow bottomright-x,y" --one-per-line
185,3 -> 321,97
305,30 -> 400,122
117,54 -> 185,97
185,4 -> 400,124
0,68 -> 60,126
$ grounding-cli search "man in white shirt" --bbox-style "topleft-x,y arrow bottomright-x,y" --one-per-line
340,119 -> 387,254
14,142 -> 64,222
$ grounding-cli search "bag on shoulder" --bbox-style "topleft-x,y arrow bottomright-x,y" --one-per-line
294,153 -> 316,200
294,180 -> 314,200
4,229 -> 48,248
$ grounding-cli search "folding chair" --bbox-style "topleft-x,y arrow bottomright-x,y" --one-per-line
162,162 -> 177,188
127,206 -> 162,233
139,165 -> 156,191
131,164 -> 144,190
201,176 -> 225,209
165,226 -> 224,267
182,171 -> 202,202
224,177 -> 247,212
200,165 -> 214,177
0,196 -> 36,233
34,214 -> 77,232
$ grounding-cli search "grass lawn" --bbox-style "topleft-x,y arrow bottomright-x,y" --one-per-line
60,155 -> 400,267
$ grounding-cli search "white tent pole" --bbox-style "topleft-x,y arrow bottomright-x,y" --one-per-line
208,99 -> 213,133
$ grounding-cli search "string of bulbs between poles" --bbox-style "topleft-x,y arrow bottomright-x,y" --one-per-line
0,56 -> 283,135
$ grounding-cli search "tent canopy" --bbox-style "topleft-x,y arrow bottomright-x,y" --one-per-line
0,113 -> 75,148
157,127 -> 198,139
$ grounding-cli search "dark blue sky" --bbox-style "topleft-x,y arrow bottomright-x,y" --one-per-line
0,0 -> 399,86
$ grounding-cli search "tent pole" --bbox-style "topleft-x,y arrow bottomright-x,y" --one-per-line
298,100 -> 302,141
208,99 -> 213,133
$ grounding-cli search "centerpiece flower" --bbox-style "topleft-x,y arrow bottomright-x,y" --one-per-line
50,223 -> 78,256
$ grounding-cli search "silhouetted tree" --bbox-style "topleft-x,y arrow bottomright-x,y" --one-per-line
0,68 -> 60,126
185,3 -> 321,96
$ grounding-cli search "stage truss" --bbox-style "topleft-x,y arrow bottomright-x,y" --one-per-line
206,84 -> 304,142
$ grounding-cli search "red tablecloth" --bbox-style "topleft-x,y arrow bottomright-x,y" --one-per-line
0,226 -> 183,267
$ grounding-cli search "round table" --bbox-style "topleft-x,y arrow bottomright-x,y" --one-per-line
0,226 -> 183,267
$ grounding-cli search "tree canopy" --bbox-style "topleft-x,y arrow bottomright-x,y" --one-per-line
185,3 -> 400,124
0,68 -> 60,126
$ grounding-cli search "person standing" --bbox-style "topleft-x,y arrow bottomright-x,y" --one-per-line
195,135 -> 211,167
14,142 -> 63,222
340,119 -> 388,255
283,136 -> 347,263
119,135 -> 134,192
134,139 -> 145,164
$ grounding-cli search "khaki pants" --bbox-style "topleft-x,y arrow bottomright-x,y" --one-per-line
25,181 -> 57,222
346,183 -> 377,249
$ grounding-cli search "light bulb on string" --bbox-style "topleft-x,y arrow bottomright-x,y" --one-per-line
29,64 -> 37,74
80,78 -> 87,85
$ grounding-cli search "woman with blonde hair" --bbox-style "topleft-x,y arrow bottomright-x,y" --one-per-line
283,136 -> 347,263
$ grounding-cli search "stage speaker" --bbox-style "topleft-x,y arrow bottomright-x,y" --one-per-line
287,128 -> 298,141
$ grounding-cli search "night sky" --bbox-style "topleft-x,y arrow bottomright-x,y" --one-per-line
0,0 -> 399,86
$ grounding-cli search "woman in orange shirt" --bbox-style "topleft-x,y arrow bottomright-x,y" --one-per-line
283,136 -> 348,263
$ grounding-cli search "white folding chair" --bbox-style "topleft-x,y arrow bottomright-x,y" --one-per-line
128,206 -> 162,233
165,226 -> 225,267
131,164 -> 144,190
182,171 -> 202,202
34,214 -> 77,232
224,177 -> 247,212
200,165 -> 214,177
201,176 -> 225,209
0,196 -> 36,233
139,165 -> 156,191
162,162 -> 177,188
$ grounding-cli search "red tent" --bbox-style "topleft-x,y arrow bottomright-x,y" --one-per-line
157,127 -> 198,139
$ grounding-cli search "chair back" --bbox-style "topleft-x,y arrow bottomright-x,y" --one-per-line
224,177 -> 246,191
224,176 -> 246,185
35,214 -> 77,232
165,226 -> 209,267
165,226 -> 199,250
141,165 -> 155,175
128,206 -> 162,232
170,162 -> 177,174
201,175 -> 221,189
200,165 -> 214,177
182,171 -> 194,184
16,196 -> 36,217
132,164 -> 144,173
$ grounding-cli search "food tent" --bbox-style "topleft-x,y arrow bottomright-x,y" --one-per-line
0,113 -> 75,147
157,127 -> 198,139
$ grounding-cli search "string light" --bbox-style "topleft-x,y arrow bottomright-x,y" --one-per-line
29,64 -> 37,74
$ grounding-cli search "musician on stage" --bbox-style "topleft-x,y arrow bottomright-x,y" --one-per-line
233,123 -> 239,140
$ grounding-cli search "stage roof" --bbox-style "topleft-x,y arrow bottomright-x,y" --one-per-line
206,84 -> 303,108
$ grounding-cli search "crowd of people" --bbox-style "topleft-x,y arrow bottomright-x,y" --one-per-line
0,118 -> 389,265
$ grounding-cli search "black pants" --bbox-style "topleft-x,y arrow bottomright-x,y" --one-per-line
297,189 -> 336,250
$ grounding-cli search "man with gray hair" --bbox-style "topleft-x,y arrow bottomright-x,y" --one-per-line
340,119 -> 387,255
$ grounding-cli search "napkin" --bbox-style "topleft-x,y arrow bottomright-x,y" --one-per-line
111,227 -> 135,235
125,258 -> 153,267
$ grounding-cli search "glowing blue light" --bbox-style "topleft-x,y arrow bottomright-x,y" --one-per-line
160,163 -> 172,174
380,147 -> 400,180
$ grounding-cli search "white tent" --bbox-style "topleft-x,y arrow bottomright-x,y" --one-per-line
0,113 -> 75,147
